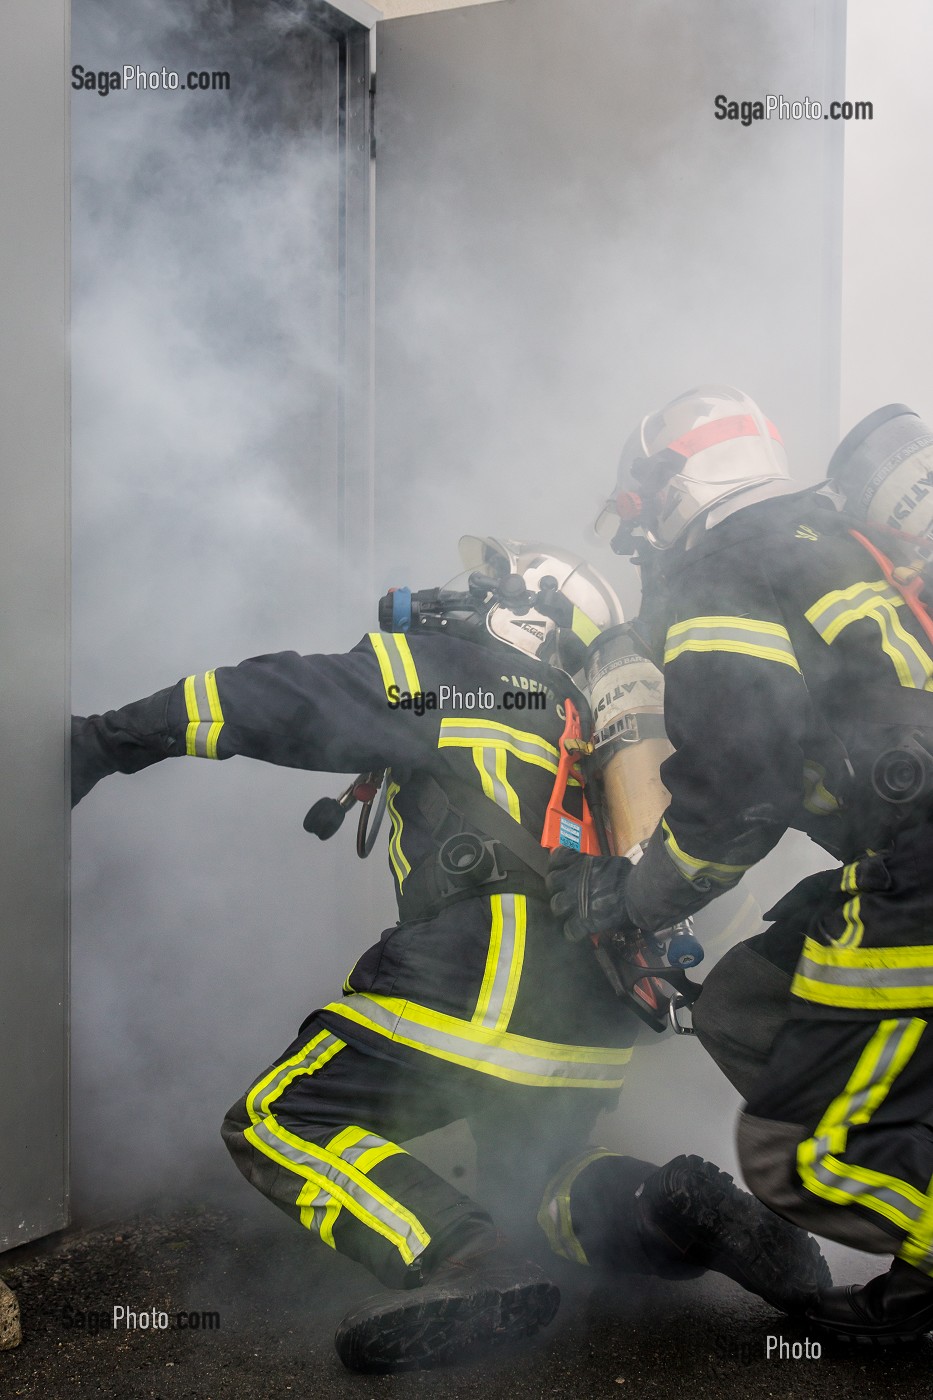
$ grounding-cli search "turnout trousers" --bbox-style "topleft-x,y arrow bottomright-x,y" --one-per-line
692,834 -> 933,1274
222,1013 -> 653,1290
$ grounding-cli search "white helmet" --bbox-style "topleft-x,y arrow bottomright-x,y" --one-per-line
595,384 -> 795,552
458,536 -> 624,670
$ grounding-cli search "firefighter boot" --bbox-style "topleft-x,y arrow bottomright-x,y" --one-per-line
808,1258 -> 933,1344
636,1154 -> 832,1314
334,1221 -> 560,1374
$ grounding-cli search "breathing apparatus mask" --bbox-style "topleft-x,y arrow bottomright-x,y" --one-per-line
378,537 -> 624,679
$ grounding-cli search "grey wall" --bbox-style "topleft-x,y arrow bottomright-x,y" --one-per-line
68,0 -> 379,1225
0,0 -> 70,1249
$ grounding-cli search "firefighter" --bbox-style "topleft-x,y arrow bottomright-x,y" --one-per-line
71,536 -> 828,1373
548,385 -> 933,1343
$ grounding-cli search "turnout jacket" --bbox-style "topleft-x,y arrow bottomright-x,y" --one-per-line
73,631 -> 640,1087
625,493 -> 933,1016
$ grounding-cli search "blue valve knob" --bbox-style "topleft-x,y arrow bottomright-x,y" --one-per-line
667,931 -> 705,969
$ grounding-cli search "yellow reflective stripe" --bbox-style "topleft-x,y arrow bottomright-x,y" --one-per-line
354,1141 -> 404,1175
537,1148 -> 617,1266
367,632 -> 422,698
571,606 -> 601,646
833,862 -> 865,950
394,634 -> 420,693
184,675 -> 198,756
246,1030 -> 344,1125
326,1125 -> 372,1156
806,581 -> 933,689
203,670 -> 223,758
797,1019 -> 927,1232
838,894 -> 864,949
901,1195 -> 933,1275
368,633 -> 396,695
327,1125 -> 405,1180
664,615 -> 800,672
495,748 -> 521,821
244,1115 -> 430,1265
296,1178 -> 342,1244
472,745 -> 522,821
386,780 -> 411,888
805,580 -> 891,642
183,670 -> 225,758
802,760 -> 839,816
661,819 -> 749,886
324,993 -> 633,1089
473,894 -> 527,1032
439,717 -> 559,774
793,938 -> 933,1009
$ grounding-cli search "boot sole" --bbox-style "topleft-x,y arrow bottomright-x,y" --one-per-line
335,1270 -> 560,1374
811,1324 -> 931,1346
643,1154 -> 832,1315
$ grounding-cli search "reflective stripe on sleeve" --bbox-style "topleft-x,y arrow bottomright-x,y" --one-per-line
660,820 -> 750,887
664,616 -> 801,671
323,993 -> 632,1088
805,581 -> 933,690
792,938 -> 933,1010
183,670 -> 225,758
368,632 -> 422,697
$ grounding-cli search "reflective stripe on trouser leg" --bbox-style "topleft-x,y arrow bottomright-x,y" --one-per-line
537,1150 -> 660,1274
221,1034 -> 481,1288
795,1016 -> 933,1275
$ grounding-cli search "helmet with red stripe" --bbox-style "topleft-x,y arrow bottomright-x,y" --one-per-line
595,385 -> 794,552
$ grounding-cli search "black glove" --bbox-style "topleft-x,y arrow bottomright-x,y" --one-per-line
546,846 -> 636,943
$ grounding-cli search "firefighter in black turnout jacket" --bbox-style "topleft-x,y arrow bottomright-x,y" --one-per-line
71,536 -> 827,1373
549,386 -> 933,1343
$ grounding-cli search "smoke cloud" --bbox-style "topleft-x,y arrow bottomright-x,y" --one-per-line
71,0 -> 886,1299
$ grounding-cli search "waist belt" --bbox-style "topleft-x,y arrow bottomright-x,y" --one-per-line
397,766 -> 551,922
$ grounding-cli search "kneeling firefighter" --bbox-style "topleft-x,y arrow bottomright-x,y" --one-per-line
71,536 -> 827,1374
549,386 -> 933,1343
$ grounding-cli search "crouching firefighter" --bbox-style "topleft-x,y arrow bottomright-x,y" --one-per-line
550,384 -> 933,1344
71,535 -> 828,1374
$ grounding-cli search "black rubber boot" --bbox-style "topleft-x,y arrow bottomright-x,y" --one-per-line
334,1223 -> 560,1374
808,1259 -> 933,1344
636,1154 -> 832,1314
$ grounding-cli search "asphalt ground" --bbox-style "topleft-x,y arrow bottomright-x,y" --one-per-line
1,1203 -> 931,1400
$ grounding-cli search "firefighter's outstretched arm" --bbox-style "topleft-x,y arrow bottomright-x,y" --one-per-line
71,638 -> 431,807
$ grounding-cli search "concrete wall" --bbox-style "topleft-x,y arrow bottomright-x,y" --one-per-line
0,0 -> 71,1250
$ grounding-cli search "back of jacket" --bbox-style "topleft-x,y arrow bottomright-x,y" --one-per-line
74,628 -> 641,1090
638,493 -> 933,908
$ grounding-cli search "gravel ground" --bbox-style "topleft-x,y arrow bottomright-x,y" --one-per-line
1,1205 -> 931,1400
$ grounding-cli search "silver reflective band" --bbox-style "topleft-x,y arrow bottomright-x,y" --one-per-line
248,1119 -> 429,1263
